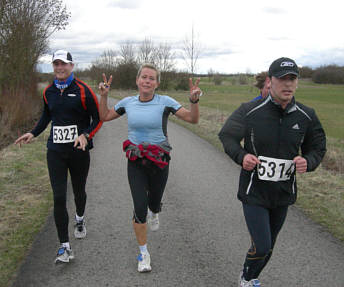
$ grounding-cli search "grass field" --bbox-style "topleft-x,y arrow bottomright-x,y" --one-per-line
0,77 -> 343,286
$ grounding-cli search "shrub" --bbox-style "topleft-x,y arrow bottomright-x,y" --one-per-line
213,73 -> 223,85
238,74 -> 248,85
299,66 -> 314,78
312,65 -> 344,84
113,62 -> 138,89
174,72 -> 190,91
159,71 -> 174,91
0,81 -> 41,149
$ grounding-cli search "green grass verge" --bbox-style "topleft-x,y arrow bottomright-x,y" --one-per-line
0,130 -> 52,287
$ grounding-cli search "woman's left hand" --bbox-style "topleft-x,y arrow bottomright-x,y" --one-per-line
189,78 -> 202,103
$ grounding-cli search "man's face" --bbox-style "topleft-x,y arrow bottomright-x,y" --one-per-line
53,60 -> 74,81
270,74 -> 298,107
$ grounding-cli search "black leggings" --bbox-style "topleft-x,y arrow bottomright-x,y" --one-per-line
242,203 -> 288,281
127,159 -> 169,224
47,149 -> 90,243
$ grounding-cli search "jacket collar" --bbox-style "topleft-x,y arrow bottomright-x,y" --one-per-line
268,94 -> 297,114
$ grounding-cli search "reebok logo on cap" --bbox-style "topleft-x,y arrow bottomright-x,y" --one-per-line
281,62 -> 295,67
268,57 -> 299,78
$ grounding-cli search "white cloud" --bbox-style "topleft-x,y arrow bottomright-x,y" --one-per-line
40,0 -> 344,74
106,0 -> 141,9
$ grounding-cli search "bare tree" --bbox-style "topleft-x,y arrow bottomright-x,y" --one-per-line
0,0 -> 70,140
137,38 -> 156,65
92,49 -> 118,70
118,41 -> 136,65
154,42 -> 175,90
0,0 -> 70,87
207,68 -> 215,78
155,42 -> 175,72
182,25 -> 203,76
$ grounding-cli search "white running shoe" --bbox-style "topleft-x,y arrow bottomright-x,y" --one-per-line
137,253 -> 152,272
55,246 -> 74,264
74,218 -> 86,239
147,210 -> 159,231
239,272 -> 261,287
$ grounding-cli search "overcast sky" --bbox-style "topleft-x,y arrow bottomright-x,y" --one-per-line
40,0 -> 344,74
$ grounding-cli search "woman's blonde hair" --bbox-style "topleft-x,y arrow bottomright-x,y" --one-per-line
137,63 -> 160,83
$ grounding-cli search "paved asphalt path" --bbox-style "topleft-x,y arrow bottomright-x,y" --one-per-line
11,101 -> 344,287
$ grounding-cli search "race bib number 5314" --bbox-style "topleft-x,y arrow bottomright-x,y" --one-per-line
53,125 -> 78,143
257,156 -> 295,182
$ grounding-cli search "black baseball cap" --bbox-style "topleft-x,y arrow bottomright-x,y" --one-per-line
268,57 -> 299,78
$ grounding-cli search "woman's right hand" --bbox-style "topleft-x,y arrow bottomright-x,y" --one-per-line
14,133 -> 34,147
98,73 -> 112,97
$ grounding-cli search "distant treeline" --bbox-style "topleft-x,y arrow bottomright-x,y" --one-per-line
38,63 -> 344,90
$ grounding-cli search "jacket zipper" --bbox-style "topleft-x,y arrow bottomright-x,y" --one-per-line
246,128 -> 258,195
246,170 -> 255,195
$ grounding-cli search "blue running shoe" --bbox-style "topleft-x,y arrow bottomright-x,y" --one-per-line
137,253 -> 151,272
239,272 -> 261,286
55,246 -> 74,264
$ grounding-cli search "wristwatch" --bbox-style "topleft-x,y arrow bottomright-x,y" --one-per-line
83,132 -> 90,141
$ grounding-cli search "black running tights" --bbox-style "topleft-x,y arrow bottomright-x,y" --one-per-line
242,203 -> 289,281
47,149 -> 90,243
127,159 -> 169,224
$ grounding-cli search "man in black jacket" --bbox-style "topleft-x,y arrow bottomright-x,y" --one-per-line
219,57 -> 326,287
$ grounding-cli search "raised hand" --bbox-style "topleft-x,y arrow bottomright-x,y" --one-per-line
189,78 -> 202,103
98,73 -> 113,96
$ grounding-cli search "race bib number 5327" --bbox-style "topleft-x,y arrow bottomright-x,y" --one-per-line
53,125 -> 78,143
257,156 -> 295,182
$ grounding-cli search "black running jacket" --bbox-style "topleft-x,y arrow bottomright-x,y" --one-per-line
219,95 -> 326,208
31,78 -> 102,152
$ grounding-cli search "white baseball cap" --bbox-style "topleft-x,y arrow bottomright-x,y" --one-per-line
52,50 -> 73,63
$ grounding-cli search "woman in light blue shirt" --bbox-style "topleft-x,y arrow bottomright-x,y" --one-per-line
98,63 -> 202,273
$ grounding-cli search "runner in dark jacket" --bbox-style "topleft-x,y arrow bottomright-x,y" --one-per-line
15,50 -> 102,264
219,57 -> 326,287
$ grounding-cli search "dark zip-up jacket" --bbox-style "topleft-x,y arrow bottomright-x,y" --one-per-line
31,78 -> 102,152
219,95 -> 326,208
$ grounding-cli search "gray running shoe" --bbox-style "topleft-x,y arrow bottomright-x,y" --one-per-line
147,211 -> 159,231
137,253 -> 152,273
55,246 -> 74,264
74,218 -> 86,239
239,272 -> 261,287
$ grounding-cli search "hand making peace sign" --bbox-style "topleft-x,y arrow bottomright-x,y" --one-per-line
189,78 -> 202,103
98,73 -> 113,97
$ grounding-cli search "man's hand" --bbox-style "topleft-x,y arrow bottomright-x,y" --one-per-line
293,156 -> 307,173
242,154 -> 260,171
